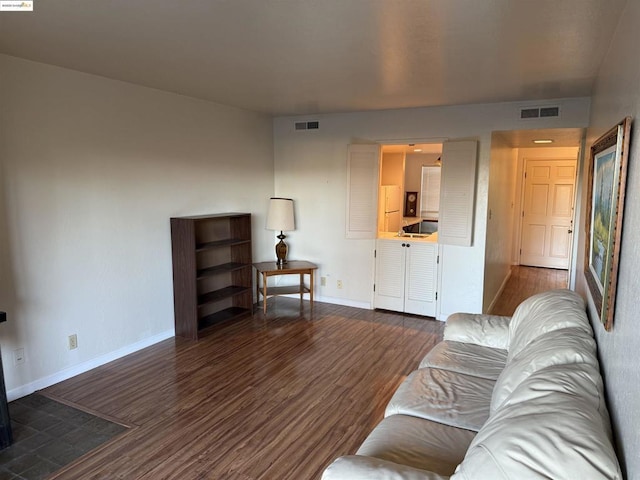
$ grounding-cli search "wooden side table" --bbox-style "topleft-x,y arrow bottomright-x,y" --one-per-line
253,261 -> 318,313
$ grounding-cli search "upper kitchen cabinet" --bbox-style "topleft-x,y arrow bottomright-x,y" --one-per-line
380,151 -> 404,186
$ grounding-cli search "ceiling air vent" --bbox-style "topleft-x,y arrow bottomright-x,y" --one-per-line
519,106 -> 560,120
294,121 -> 319,131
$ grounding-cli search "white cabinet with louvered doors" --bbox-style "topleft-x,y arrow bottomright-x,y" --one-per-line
374,239 -> 438,317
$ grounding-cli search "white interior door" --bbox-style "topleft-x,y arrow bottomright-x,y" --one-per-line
520,159 -> 576,269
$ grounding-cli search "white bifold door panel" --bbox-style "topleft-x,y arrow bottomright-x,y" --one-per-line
346,144 -> 380,239
438,140 -> 478,246
374,239 -> 438,317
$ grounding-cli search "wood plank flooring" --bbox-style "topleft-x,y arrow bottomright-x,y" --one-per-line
43,299 -> 443,480
489,265 -> 568,316
40,266 -> 564,479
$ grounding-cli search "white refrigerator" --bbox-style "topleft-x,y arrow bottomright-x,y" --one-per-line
380,185 -> 402,232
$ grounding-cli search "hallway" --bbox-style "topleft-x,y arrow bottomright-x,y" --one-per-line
490,266 -> 568,316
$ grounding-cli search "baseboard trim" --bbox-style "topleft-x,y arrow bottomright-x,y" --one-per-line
307,294 -> 371,310
275,293 -> 371,310
487,269 -> 513,314
7,329 -> 175,402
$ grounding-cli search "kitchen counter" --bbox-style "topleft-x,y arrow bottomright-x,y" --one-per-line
402,217 -> 422,227
378,231 -> 438,243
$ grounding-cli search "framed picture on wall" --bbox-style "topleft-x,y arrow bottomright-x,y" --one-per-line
584,116 -> 632,331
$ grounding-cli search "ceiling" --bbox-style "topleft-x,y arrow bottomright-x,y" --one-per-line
0,0 -> 627,116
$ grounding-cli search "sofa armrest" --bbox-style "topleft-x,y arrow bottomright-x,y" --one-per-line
443,313 -> 511,350
322,456 -> 451,480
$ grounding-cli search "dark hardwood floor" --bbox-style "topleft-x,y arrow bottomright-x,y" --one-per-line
42,299 -> 443,480
40,266 -> 564,479
489,265 -> 568,316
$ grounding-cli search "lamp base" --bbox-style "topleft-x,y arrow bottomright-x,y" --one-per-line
275,232 -> 288,266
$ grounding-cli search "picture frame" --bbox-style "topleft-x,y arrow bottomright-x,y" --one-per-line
584,116 -> 632,331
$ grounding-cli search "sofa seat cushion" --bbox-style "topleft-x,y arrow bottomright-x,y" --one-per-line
385,368 -> 494,431
490,327 -> 599,413
356,414 -> 476,476
443,313 -> 511,350
321,455 -> 451,480
507,289 -> 592,360
451,364 -> 621,480
419,341 -> 507,380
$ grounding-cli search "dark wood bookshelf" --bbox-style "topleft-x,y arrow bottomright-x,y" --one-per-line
170,213 -> 253,340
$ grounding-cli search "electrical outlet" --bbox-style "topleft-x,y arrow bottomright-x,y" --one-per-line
337,280 -> 343,289
13,348 -> 25,365
321,276 -> 327,286
68,334 -> 78,350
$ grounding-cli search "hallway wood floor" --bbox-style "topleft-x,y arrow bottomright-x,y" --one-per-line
40,265 -> 564,479
489,265 -> 568,316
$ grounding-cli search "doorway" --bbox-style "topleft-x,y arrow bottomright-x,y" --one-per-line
484,128 -> 584,311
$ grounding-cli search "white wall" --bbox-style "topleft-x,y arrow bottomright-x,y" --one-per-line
273,98 -> 590,316
484,133 -> 518,311
0,55 -> 274,399
575,2 -> 640,477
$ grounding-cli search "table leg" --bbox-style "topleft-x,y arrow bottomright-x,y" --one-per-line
299,273 -> 304,303
309,270 -> 314,307
255,269 -> 259,310
262,273 -> 268,314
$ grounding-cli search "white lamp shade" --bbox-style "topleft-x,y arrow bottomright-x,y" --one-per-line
266,197 -> 295,231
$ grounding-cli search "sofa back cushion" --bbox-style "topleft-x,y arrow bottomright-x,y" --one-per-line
507,289 -> 591,361
452,363 -> 621,480
490,327 -> 598,414
443,313 -> 511,350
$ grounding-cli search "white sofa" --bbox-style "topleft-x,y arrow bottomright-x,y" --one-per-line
322,289 -> 622,480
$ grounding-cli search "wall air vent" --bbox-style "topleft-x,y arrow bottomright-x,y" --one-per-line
540,106 -> 560,117
294,121 -> 319,131
519,105 -> 560,120
520,108 -> 540,119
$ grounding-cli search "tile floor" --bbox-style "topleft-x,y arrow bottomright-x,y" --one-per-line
0,394 -> 128,480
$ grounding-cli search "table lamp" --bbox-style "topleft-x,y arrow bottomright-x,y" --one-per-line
266,197 -> 295,266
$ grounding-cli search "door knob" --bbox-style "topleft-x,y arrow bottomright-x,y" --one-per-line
568,229 -> 573,234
